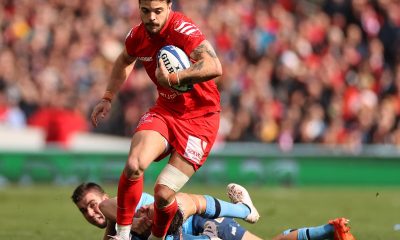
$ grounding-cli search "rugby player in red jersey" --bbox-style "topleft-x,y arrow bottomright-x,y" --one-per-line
91,0 -> 226,239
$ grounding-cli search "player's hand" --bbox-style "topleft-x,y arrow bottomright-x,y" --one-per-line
91,100 -> 111,127
156,58 -> 171,88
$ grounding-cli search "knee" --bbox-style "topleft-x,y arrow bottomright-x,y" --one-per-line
124,156 -> 144,178
98,199 -> 114,220
98,199 -> 110,212
153,184 -> 176,208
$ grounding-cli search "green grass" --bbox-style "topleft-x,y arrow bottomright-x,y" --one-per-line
0,184 -> 399,239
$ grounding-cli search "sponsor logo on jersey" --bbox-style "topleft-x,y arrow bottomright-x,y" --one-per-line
160,91 -> 181,100
184,135 -> 207,164
174,21 -> 201,36
138,56 -> 153,62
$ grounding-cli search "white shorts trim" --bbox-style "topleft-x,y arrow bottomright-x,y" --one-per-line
163,137 -> 171,154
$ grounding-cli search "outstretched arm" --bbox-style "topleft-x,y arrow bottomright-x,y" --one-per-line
104,48 -> 137,97
91,48 -> 136,127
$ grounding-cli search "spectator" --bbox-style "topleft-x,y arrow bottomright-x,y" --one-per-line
1,0 -> 400,148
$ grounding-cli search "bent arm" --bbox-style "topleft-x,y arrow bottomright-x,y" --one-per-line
102,220 -> 116,240
99,197 -> 153,237
105,48 -> 137,96
178,40 -> 222,85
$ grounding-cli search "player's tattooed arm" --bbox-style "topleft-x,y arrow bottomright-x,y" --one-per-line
191,60 -> 204,72
179,40 -> 222,85
191,42 -> 218,59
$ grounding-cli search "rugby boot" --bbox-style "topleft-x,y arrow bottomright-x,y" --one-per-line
227,183 -> 260,223
329,218 -> 356,240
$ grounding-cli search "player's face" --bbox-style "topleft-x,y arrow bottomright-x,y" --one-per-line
76,191 -> 108,228
139,0 -> 171,34
136,204 -> 155,219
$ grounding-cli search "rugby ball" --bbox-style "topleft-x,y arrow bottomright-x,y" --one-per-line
157,45 -> 193,92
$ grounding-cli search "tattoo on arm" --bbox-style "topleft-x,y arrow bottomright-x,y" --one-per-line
192,44 -> 206,60
206,47 -> 217,58
185,41 -> 220,83
191,60 -> 204,71
190,42 -> 217,73
192,42 -> 218,60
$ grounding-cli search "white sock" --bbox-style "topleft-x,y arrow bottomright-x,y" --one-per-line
116,224 -> 131,239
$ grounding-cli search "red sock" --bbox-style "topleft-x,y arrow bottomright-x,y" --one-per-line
116,173 -> 143,225
151,199 -> 178,237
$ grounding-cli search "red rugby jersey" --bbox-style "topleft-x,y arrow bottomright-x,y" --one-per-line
125,11 -> 220,119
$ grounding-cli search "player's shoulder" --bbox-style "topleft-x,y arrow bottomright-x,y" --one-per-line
169,11 -> 195,27
126,23 -> 145,41
168,11 -> 202,37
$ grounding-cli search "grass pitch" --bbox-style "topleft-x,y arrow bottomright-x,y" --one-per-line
0,184 -> 399,239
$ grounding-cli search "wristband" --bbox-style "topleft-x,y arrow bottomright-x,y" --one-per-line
102,91 -> 114,103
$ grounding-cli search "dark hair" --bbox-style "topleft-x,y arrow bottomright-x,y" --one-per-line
71,182 -> 106,204
166,207 -> 184,236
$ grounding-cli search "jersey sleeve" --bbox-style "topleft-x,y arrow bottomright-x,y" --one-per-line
124,26 -> 141,57
170,16 -> 206,57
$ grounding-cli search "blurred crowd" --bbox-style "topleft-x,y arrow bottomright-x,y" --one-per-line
1,0 -> 400,149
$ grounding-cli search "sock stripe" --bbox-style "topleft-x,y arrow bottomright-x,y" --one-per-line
152,199 -> 179,237
212,197 -> 221,218
306,229 -> 311,240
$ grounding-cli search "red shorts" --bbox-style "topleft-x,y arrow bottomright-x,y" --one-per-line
135,106 -> 220,170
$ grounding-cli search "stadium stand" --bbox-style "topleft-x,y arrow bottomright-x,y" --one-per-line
0,0 -> 399,149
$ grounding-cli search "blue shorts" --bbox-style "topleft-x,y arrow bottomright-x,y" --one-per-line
191,215 -> 246,240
